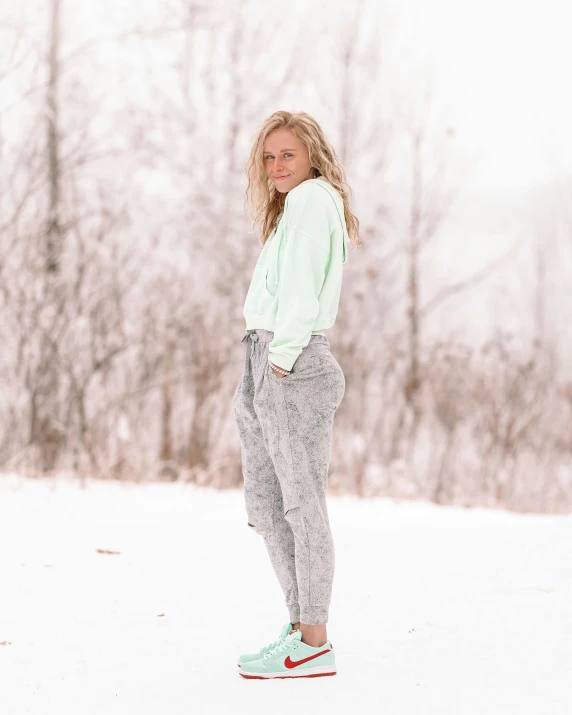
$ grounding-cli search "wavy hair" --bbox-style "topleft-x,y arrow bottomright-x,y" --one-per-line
244,111 -> 361,249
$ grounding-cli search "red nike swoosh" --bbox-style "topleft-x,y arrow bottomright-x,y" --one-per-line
284,647 -> 331,669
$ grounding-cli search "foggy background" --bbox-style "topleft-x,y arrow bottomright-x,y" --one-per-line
2,0 -> 572,512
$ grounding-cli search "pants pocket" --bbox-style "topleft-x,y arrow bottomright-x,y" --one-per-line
267,361 -> 293,384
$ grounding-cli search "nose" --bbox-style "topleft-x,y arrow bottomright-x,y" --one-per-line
273,159 -> 284,173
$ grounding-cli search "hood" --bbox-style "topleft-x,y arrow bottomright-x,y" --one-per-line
311,179 -> 350,263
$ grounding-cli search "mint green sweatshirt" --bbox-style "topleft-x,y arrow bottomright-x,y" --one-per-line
242,177 -> 350,371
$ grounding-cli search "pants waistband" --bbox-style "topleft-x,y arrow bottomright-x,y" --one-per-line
241,329 -> 274,344
240,330 -> 329,376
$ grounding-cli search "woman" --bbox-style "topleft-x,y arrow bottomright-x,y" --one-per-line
232,111 -> 360,679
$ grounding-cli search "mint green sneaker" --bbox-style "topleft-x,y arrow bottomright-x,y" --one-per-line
238,629 -> 336,679
237,622 -> 293,667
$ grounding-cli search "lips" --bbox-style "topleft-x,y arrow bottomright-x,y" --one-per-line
275,175 -> 289,179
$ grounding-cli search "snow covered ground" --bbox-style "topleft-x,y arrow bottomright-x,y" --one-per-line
0,472 -> 570,714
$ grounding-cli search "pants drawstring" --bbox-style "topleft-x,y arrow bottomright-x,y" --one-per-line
242,331 -> 259,376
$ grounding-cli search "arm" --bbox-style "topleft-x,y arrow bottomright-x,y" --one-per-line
268,186 -> 330,372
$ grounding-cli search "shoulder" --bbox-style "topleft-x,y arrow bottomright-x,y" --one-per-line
285,180 -> 332,213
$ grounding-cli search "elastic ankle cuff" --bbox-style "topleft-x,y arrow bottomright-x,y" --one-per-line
299,604 -> 328,625
288,605 -> 300,625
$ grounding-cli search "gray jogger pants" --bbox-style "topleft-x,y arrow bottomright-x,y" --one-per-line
232,329 -> 345,625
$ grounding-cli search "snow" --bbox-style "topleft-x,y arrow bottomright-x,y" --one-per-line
0,472 -> 570,714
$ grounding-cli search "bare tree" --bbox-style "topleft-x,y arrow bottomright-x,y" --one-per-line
28,0 -> 65,471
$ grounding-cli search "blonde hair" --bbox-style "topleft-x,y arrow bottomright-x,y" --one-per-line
244,111 -> 361,248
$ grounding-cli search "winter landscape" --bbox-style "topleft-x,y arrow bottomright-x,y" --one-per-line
1,0 -> 572,711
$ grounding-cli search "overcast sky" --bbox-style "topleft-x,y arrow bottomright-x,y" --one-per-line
5,0 -> 571,192
392,0 -> 572,190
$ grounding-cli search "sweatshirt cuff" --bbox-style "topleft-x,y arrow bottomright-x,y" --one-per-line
268,351 -> 296,372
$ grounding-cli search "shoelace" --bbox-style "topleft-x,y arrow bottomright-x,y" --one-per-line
263,638 -> 295,660
260,635 -> 287,656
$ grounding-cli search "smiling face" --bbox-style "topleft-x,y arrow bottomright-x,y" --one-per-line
263,128 -> 315,193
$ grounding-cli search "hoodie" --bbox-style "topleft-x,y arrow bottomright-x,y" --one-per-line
242,177 -> 350,372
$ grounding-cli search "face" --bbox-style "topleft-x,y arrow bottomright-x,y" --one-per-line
263,128 -> 315,193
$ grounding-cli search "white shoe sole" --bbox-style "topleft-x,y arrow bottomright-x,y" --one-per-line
239,663 -> 337,679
